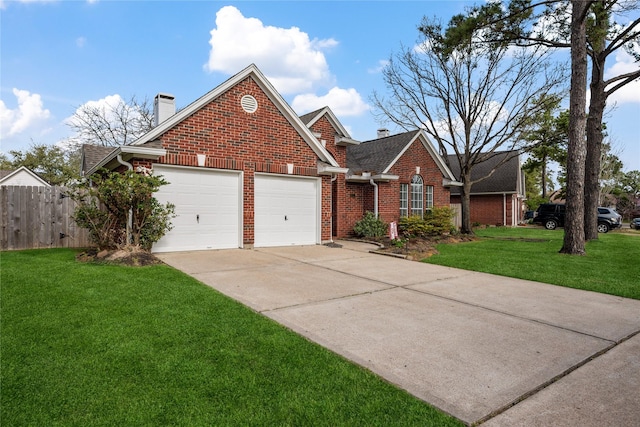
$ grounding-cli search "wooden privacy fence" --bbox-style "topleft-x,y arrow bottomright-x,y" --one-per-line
1,186 -> 92,251
450,203 -> 462,229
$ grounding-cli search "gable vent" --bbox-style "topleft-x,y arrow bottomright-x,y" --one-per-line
241,95 -> 258,113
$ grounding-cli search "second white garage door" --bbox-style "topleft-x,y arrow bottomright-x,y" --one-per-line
152,165 -> 242,252
254,174 -> 319,247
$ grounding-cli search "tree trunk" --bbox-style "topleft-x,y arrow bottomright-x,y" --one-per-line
560,0 -> 589,255
585,73 -> 605,241
460,172 -> 474,235
584,3 -> 608,242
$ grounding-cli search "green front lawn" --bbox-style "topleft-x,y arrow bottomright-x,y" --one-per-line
1,249 -> 461,426
425,226 -> 640,300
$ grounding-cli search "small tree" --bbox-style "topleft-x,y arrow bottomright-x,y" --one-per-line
2,143 -> 80,185
72,169 -> 175,250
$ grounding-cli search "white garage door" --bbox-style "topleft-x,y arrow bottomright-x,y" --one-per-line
152,165 -> 241,252
254,174 -> 319,247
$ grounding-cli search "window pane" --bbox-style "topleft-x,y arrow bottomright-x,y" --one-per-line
425,185 -> 433,209
410,175 -> 423,218
400,184 -> 408,218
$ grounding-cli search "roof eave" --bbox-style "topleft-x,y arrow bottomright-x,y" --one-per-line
443,179 -> 463,187
335,136 -> 360,146
85,146 -> 167,177
346,173 -> 399,183
317,162 -> 349,176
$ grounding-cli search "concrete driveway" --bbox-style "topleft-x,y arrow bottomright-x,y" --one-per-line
157,242 -> 640,426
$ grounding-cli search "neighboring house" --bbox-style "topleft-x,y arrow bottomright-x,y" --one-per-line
448,152 -> 526,226
0,166 -> 51,187
83,64 -> 459,253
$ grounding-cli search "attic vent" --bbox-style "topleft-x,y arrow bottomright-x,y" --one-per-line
240,95 -> 258,113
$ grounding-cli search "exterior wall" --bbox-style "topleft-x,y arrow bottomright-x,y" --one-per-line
450,193 -> 518,226
133,76 -> 330,245
338,138 -> 451,238
0,170 -> 49,187
384,139 -> 451,224
306,115 -> 354,238
342,182 -> 374,236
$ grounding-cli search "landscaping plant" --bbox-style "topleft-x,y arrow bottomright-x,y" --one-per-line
353,211 -> 387,238
71,168 -> 175,250
399,207 -> 456,238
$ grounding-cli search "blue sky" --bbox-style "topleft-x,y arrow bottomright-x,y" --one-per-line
1,0 -> 639,173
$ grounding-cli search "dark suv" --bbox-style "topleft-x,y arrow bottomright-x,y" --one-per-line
597,207 -> 623,233
532,203 -> 622,233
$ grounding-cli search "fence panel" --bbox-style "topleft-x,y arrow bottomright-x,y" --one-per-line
1,186 -> 91,251
450,203 -> 462,229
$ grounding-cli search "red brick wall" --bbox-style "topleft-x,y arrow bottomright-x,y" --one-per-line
307,115 -> 355,238
450,194 -> 514,226
134,76 -> 331,245
338,138 -> 452,237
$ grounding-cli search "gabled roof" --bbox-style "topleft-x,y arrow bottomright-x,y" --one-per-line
347,129 -> 457,182
81,144 -> 117,176
299,106 -> 353,137
448,151 -> 522,195
299,107 -> 326,126
0,166 -> 50,187
300,106 -> 359,146
130,64 -> 339,168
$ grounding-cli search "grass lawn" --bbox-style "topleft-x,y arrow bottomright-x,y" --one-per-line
1,249 -> 462,426
425,226 -> 640,300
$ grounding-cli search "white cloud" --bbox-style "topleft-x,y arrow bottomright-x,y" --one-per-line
76,36 -> 87,48
65,94 -> 125,126
0,88 -> 51,139
367,60 -> 389,74
291,87 -> 369,117
204,6 -> 337,94
605,50 -> 640,105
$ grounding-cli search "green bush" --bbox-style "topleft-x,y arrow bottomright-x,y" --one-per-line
398,207 -> 456,238
71,169 -> 175,250
353,211 -> 387,238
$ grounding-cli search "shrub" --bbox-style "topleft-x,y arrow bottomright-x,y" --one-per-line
398,216 -> 433,238
353,211 -> 387,238
71,169 -> 175,251
398,207 -> 456,238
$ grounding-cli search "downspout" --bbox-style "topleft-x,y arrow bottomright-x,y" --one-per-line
116,154 -> 134,246
329,174 -> 338,243
370,178 -> 379,218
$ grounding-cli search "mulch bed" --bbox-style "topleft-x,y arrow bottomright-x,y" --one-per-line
76,247 -> 163,266
371,234 -> 477,260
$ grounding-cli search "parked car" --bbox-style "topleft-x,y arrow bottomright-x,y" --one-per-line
630,218 -> 640,230
596,207 -> 622,233
532,203 -> 565,230
532,203 -> 622,233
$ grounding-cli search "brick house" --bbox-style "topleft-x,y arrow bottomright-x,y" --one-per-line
448,152 -> 526,227
83,64 -> 459,252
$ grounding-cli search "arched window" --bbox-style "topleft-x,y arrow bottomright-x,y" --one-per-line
411,175 -> 423,217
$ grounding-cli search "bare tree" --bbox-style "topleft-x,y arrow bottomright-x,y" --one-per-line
372,21 -> 566,234
65,95 -> 154,148
442,0 -> 640,248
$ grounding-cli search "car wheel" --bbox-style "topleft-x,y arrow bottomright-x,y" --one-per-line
597,222 -> 610,233
544,219 -> 558,230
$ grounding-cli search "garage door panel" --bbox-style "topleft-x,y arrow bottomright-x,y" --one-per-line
255,175 -> 319,247
152,166 -> 241,252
